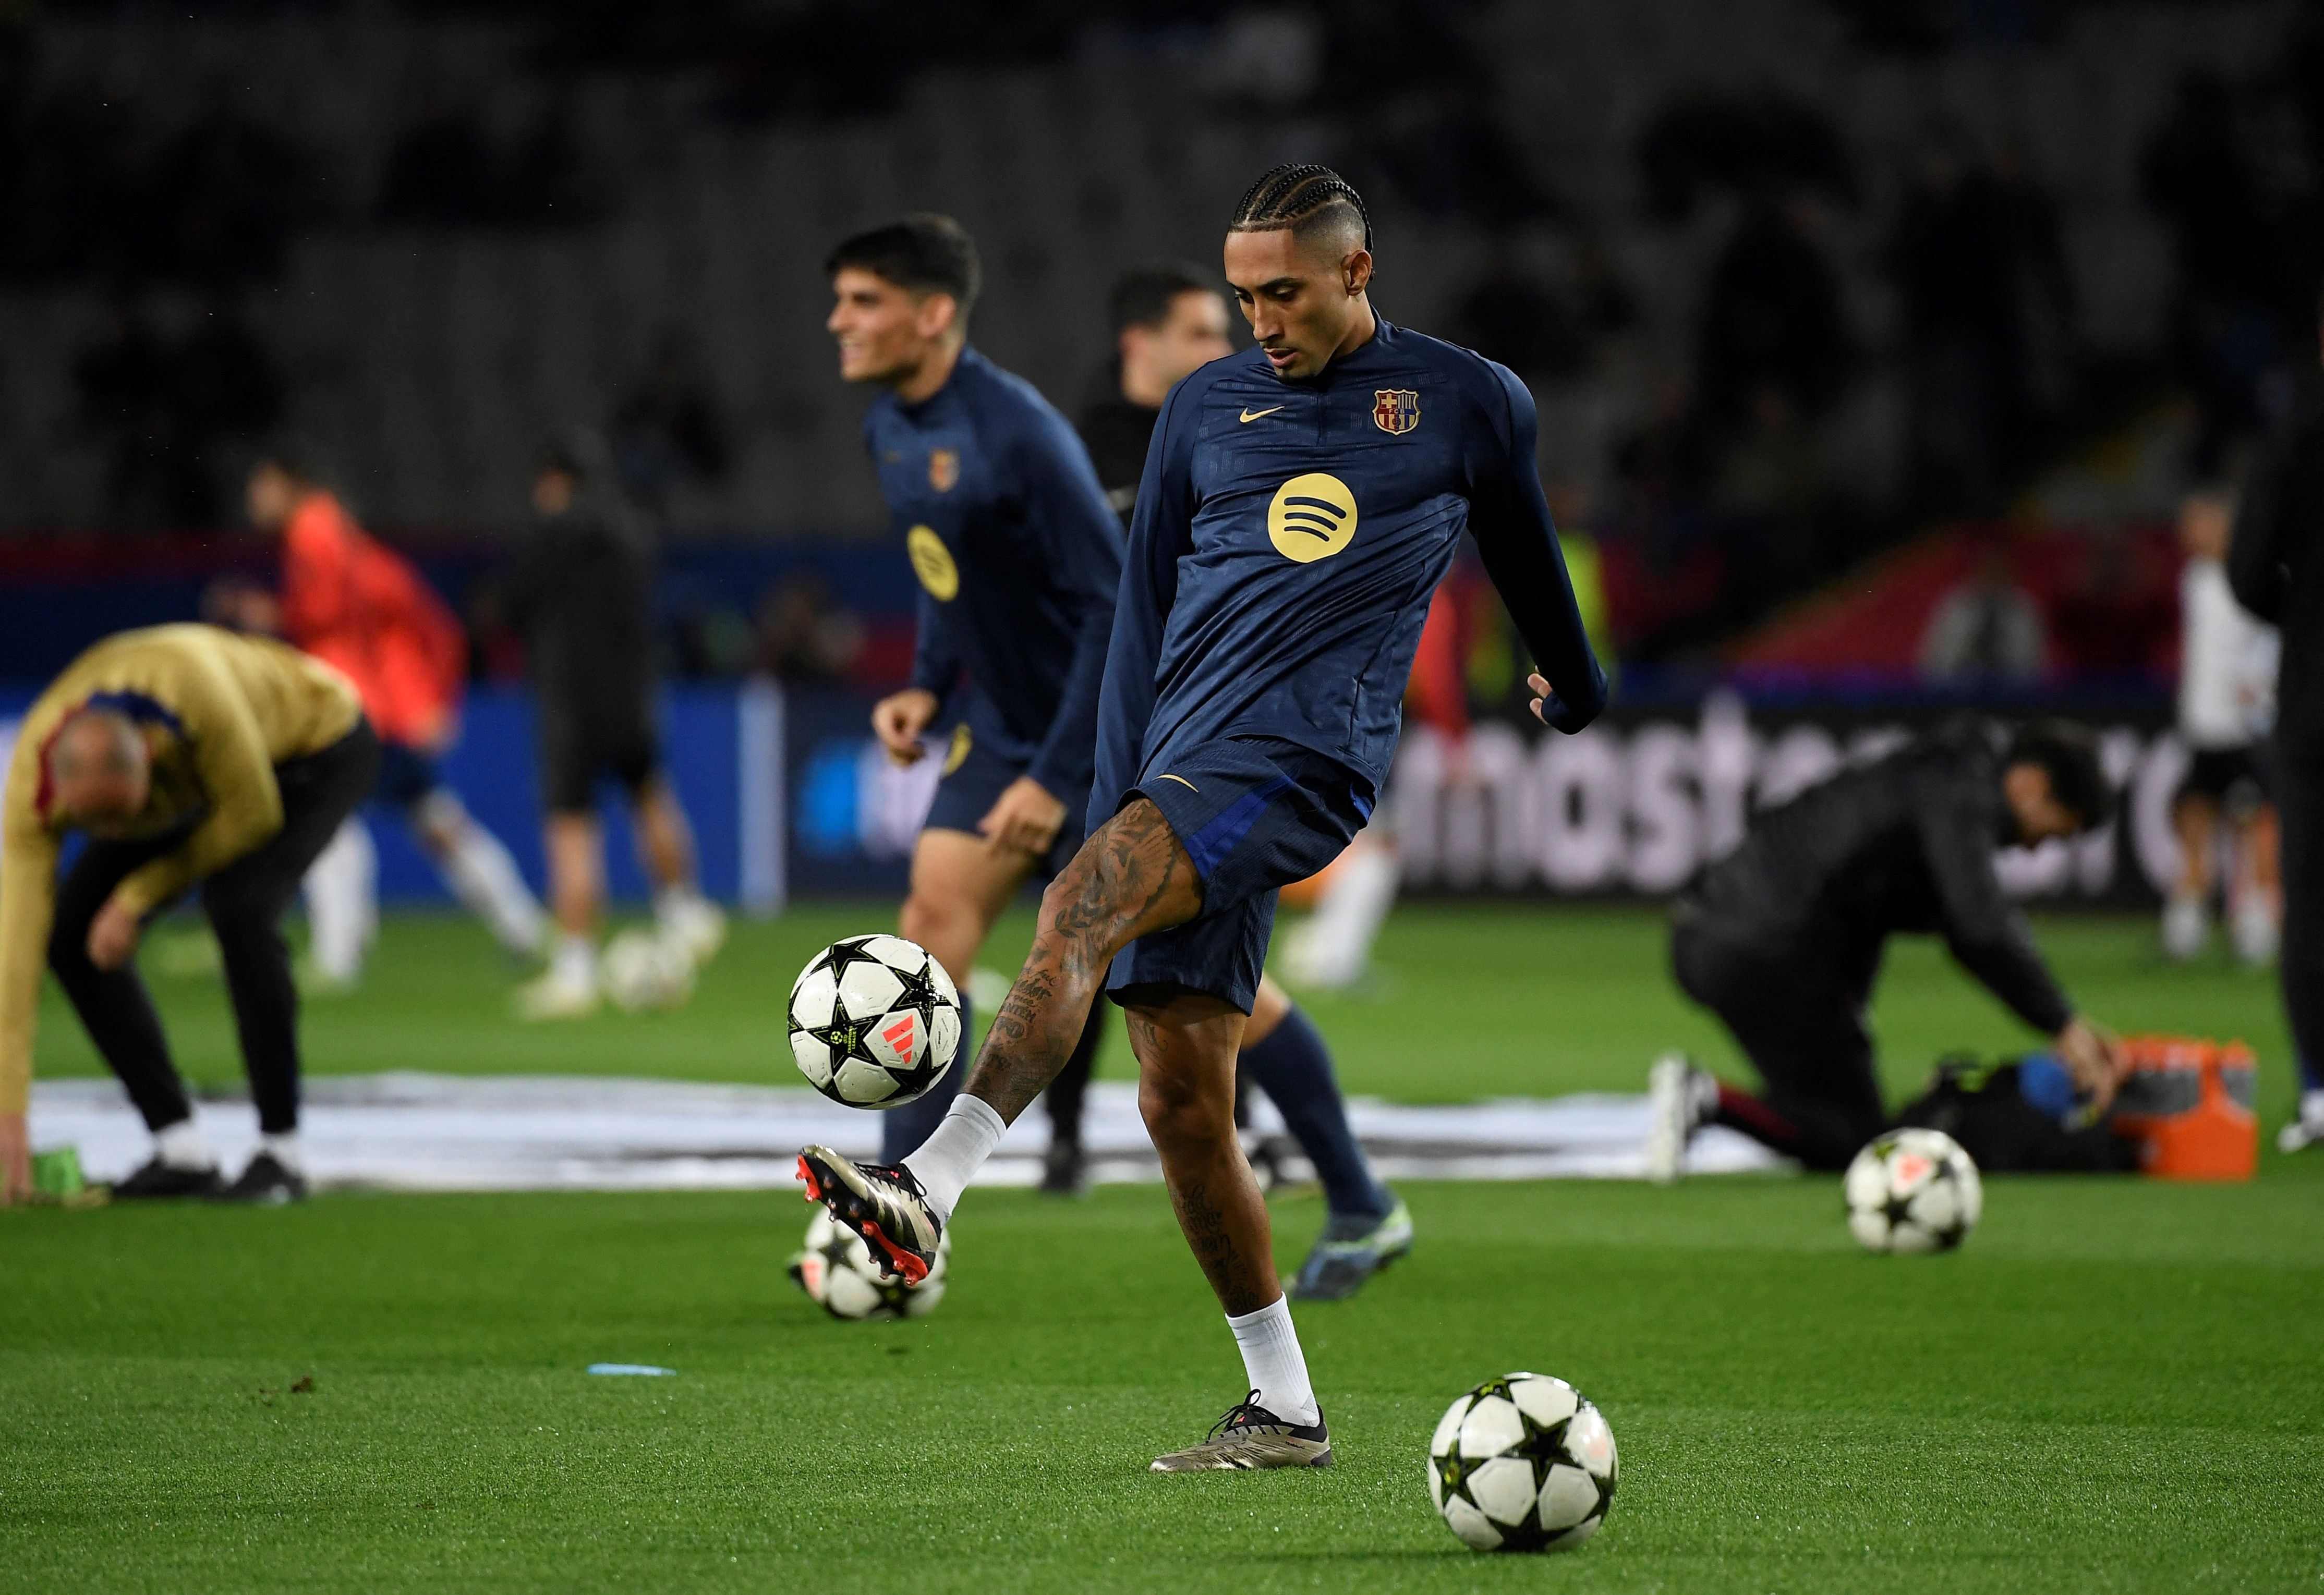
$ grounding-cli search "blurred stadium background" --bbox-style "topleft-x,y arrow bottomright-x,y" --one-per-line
7,5 -> 2323,1590
4,0 -> 2317,923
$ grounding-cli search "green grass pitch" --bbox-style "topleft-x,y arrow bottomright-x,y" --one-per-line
5,905 -> 2319,1592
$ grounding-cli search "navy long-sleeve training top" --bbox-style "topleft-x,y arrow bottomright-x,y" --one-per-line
864,346 -> 1125,803
1089,318 -> 1607,832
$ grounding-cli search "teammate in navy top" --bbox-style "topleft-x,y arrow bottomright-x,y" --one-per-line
799,168 -> 1606,1471
818,216 -> 1121,1175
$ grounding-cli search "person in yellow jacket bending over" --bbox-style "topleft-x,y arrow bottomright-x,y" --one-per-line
0,625 -> 377,1204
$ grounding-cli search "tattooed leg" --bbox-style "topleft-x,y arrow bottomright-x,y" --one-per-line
961,798 -> 1203,1125
1128,993 -> 1277,1316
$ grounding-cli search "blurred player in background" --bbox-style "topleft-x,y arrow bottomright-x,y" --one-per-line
0,626 -> 376,1203
828,214 -> 1116,1182
239,454 -> 543,988
1068,261 -> 1411,1296
2164,486 -> 2280,965
800,166 -> 1605,1468
1645,720 -> 2123,1179
2228,294 -> 2324,1150
503,433 -> 724,1019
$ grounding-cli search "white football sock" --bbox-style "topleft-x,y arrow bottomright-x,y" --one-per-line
302,818 -> 377,982
1226,1295 -> 1318,1426
900,1093 -> 1007,1220
2231,896 -> 2279,966
551,933 -> 597,990
423,797 -> 546,956
259,1131 -> 305,1176
152,1117 -> 218,1172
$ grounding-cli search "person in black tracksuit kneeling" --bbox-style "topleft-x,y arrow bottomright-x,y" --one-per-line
1644,719 -> 2124,1176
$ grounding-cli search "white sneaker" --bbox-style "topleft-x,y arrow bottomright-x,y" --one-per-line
514,966 -> 600,1021
659,894 -> 727,967
2279,1090 -> 2324,1154
2231,900 -> 2279,967
1644,1052 -> 1711,1185
2161,895 -> 2208,961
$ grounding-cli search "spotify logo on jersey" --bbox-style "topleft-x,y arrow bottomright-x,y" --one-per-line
1267,473 -> 1359,563
907,525 -> 959,600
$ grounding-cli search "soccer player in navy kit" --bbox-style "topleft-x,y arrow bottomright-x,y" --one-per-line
800,168 -> 1606,1469
823,215 -> 1119,1174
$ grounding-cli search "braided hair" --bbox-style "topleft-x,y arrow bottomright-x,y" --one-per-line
1228,163 -> 1372,253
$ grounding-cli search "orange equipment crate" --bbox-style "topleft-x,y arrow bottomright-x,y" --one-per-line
2108,1036 -> 2258,1182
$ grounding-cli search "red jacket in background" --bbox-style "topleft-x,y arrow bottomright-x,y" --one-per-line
279,491 -> 464,749
1406,581 -> 1470,743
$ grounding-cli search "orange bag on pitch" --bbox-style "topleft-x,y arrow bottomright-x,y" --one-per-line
2108,1036 -> 2258,1182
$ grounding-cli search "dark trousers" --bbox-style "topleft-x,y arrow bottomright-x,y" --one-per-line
1671,919 -> 1886,1171
47,723 -> 379,1135
2280,740 -> 2324,1091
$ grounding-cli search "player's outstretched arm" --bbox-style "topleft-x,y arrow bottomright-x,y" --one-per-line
1466,366 -> 1607,733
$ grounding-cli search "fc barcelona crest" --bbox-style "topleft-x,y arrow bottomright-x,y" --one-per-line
929,448 -> 960,492
1372,389 -> 1420,435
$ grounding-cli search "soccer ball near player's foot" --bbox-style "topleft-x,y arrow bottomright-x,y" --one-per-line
788,935 -> 962,1107
601,928 -> 697,1012
1429,1373 -> 1617,1553
788,1206 -> 950,1320
1844,1127 -> 1983,1253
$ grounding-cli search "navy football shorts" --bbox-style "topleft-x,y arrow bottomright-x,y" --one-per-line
1105,736 -> 1373,1014
921,717 -> 1085,881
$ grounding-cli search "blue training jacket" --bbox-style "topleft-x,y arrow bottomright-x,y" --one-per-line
864,346 -> 1125,803
1090,318 -> 1608,833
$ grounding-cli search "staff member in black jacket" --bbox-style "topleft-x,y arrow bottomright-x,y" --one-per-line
2230,306 -> 2324,1151
1645,719 -> 2122,1177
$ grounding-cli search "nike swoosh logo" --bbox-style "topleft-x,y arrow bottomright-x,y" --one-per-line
1155,774 -> 1199,792
1239,406 -> 1284,423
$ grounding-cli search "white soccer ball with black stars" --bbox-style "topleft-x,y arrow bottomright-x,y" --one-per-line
787,934 -> 961,1107
1429,1372 -> 1617,1553
601,927 -> 697,1012
1845,1127 -> 1983,1253
788,1207 -> 950,1321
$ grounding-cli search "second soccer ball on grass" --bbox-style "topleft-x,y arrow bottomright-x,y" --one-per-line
789,1206 -> 951,1320
1844,1127 -> 1983,1253
600,928 -> 698,1012
787,935 -> 963,1107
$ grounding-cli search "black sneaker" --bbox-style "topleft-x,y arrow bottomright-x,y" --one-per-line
1037,1135 -> 1089,1198
108,1156 -> 225,1200
1150,1391 -> 1334,1471
217,1152 -> 308,1204
1291,1197 -> 1414,1302
796,1146 -> 943,1284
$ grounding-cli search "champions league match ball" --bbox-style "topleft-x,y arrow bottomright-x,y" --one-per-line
1429,1373 -> 1618,1553
789,1206 -> 951,1320
1844,1127 -> 1984,1253
788,935 -> 962,1107
600,927 -> 697,1012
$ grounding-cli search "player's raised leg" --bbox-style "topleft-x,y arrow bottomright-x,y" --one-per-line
798,798 -> 1200,1280
882,826 -> 1027,1161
